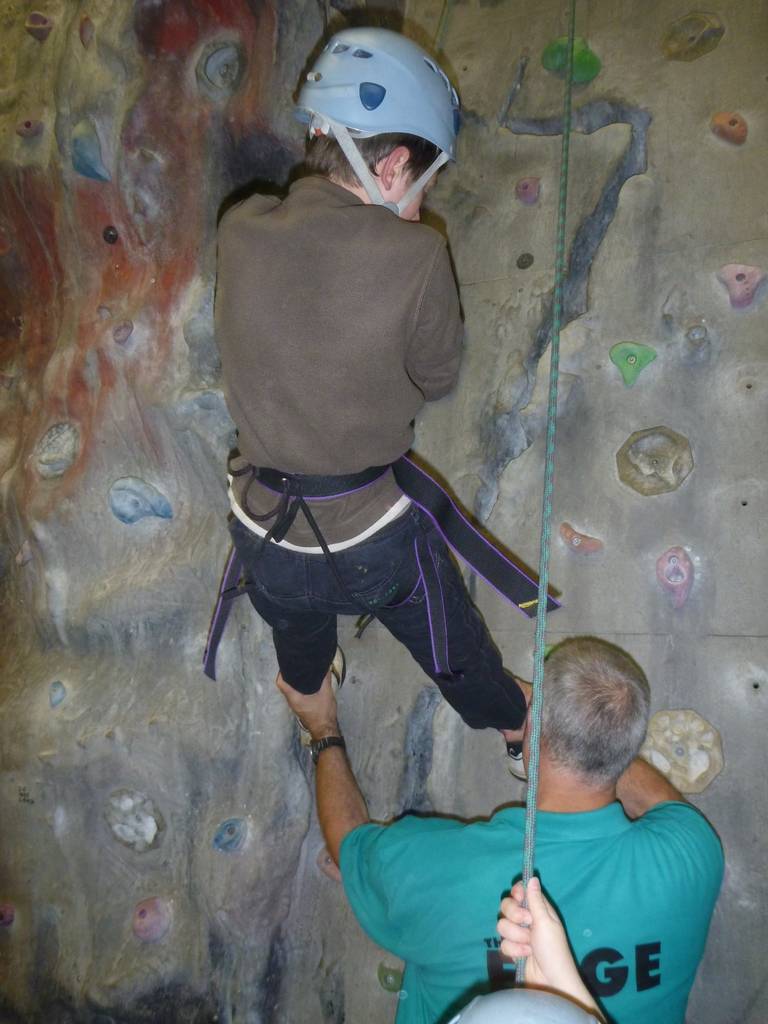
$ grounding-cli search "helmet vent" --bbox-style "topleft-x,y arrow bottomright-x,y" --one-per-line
332,43 -> 349,53
352,48 -> 373,58
359,82 -> 386,110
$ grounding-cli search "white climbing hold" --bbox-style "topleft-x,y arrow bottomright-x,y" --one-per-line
641,708 -> 723,793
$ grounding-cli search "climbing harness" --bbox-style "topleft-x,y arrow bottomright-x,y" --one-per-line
203,454 -> 559,682
516,0 -> 577,983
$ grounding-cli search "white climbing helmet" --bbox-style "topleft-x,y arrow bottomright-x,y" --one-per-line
296,27 -> 460,214
447,989 -> 600,1023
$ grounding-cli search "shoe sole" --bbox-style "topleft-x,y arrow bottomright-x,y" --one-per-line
505,740 -> 527,781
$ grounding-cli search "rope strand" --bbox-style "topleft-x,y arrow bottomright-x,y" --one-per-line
515,0 -> 577,983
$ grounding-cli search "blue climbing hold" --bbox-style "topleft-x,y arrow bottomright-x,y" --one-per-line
213,817 -> 247,853
71,119 -> 111,182
109,478 -> 172,525
49,680 -> 67,708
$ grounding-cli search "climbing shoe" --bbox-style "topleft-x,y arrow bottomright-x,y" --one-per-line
505,739 -> 527,781
298,646 -> 346,747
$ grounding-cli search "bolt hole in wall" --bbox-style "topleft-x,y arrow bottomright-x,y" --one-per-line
753,682 -> 760,691
740,500 -> 748,507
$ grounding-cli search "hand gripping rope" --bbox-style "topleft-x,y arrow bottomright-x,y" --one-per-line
516,0 -> 577,983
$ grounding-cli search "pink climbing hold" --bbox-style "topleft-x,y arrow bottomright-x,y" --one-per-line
16,120 -> 44,139
656,547 -> 694,608
79,15 -> 95,48
515,176 -> 540,206
717,264 -> 766,309
132,896 -> 172,942
0,903 -> 15,927
559,522 -> 603,555
710,111 -> 747,145
25,12 -> 53,41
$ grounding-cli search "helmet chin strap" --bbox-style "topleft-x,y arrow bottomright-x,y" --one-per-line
329,121 -> 393,209
393,152 -> 449,215
323,118 -> 449,216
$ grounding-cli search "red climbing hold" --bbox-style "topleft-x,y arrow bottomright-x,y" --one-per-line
710,112 -> 747,146
559,523 -> 603,555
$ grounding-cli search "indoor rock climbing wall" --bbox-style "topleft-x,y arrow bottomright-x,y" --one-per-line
0,0 -> 765,1022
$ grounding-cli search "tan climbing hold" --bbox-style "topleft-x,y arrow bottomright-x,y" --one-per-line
661,12 -> 724,61
710,111 -> 747,145
641,709 -> 723,793
616,426 -> 694,496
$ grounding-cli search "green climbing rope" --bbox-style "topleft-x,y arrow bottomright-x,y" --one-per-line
516,0 -> 577,983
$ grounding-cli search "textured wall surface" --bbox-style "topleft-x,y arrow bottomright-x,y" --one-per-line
0,1 -> 766,1022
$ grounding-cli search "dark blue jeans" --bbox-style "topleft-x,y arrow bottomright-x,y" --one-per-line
228,507 -> 526,730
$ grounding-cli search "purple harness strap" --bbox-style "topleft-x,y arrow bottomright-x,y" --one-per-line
202,545 -> 244,681
392,455 -> 560,619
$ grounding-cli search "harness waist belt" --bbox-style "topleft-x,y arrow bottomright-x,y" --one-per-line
203,454 -> 561,680
253,464 -> 390,499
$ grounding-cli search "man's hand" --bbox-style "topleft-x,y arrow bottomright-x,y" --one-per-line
276,671 -> 340,742
497,877 -> 604,1020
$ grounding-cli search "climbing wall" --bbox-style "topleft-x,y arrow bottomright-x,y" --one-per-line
0,1 -> 765,1022
407,2 -> 767,1022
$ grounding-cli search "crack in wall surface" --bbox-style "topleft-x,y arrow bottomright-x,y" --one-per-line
396,685 -> 442,813
476,101 -> 651,521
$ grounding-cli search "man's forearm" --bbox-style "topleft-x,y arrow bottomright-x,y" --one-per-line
275,671 -> 370,867
616,756 -> 684,819
316,745 -> 369,866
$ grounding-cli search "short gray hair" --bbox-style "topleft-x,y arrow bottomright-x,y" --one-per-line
541,637 -> 650,785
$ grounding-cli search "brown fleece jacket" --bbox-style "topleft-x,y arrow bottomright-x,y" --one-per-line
215,175 -> 463,545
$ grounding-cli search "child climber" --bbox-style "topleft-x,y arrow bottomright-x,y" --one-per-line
208,27 -> 552,772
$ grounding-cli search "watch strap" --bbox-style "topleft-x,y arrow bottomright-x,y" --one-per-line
310,735 -> 346,764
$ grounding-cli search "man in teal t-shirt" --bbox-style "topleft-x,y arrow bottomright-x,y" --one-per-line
277,637 -> 724,1024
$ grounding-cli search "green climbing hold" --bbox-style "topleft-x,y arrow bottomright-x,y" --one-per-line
377,962 -> 403,993
541,37 -> 601,84
609,342 -> 657,387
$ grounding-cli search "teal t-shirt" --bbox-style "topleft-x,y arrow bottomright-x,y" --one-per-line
340,801 -> 723,1024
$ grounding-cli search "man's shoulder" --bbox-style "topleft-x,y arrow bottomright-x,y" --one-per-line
341,808 -> 521,867
634,799 -> 720,838
626,800 -> 724,882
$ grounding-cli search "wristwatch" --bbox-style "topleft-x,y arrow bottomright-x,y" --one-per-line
309,735 -> 346,765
